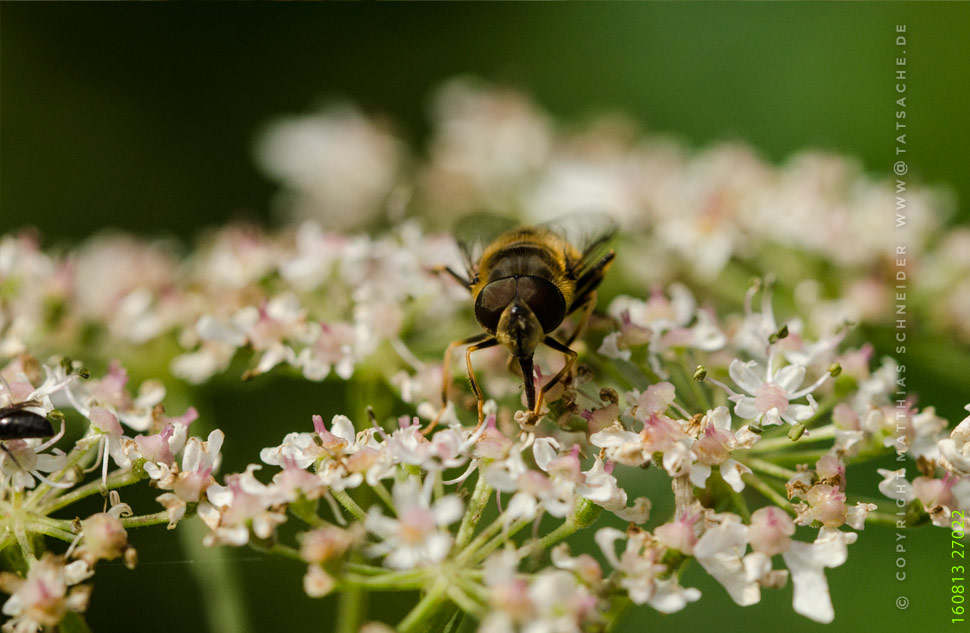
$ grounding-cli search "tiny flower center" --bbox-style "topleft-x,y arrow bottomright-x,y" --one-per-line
397,508 -> 434,545
754,383 -> 789,414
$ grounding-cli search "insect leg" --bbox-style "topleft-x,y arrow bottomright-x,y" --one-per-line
466,338 -> 500,429
563,291 -> 597,348
524,336 -> 578,427
425,333 -> 491,435
1,443 -> 26,472
430,265 -> 473,291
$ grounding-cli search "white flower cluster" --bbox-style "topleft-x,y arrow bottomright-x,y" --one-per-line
3,227 -> 968,631
161,278 -> 966,629
0,354 -> 217,633
0,222 -> 465,387
3,76 -> 968,632
2,81 -> 965,403
255,78 -> 963,339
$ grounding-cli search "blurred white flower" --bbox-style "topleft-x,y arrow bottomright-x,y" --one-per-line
255,106 -> 403,230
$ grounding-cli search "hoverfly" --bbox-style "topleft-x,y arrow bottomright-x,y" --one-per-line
431,213 -> 616,430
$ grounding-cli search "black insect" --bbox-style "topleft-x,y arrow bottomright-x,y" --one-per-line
0,401 -> 54,441
1,401 -> 55,470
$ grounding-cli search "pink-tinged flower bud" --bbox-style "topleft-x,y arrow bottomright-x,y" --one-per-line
748,506 -> 795,556
344,447 -> 380,473
586,402 -> 619,436
396,507 -> 437,545
546,446 -> 584,484
303,565 -> 336,598
836,344 -> 873,380
75,513 -> 131,567
89,406 -> 123,436
491,578 -> 534,622
815,454 -> 845,485
132,425 -> 175,466
640,413 -> 684,454
806,484 -> 848,527
299,526 -> 357,564
474,426 -> 514,461
638,382 -> 676,416
912,476 -> 954,509
654,513 -> 699,555
572,554 -> 603,586
831,403 -> 860,430
518,470 -> 553,496
693,425 -> 732,466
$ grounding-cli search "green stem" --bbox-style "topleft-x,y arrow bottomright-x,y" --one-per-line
398,580 -> 450,633
455,512 -> 507,565
744,457 -> 799,480
466,517 -> 533,565
769,450 -> 830,464
40,468 -> 143,515
519,516 -> 578,559
748,425 -> 837,452
27,522 -> 77,543
118,511 -> 171,529
455,474 -> 491,549
371,481 -> 396,513
250,541 -> 304,562
181,518 -> 253,633
761,397 -> 838,441
332,489 -> 368,522
742,473 -> 794,514
14,523 -> 35,562
344,562 -> 391,575
680,356 -> 711,412
29,514 -> 76,533
456,574 -> 488,602
337,553 -> 368,633
446,584 -> 484,617
867,512 -> 902,526
341,573 -> 427,590
341,567 -> 429,587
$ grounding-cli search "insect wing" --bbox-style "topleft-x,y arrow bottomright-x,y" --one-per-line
540,212 -> 617,279
452,212 -> 519,281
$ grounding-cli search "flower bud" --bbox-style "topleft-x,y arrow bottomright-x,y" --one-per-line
748,506 -> 795,556
74,513 -> 130,566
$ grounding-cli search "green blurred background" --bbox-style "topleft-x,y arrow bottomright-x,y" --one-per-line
2,3 -> 969,633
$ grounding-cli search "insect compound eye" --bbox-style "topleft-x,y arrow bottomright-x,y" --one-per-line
515,276 -> 566,333
475,277 -> 517,332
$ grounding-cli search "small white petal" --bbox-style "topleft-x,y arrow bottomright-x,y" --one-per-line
720,459 -> 751,492
729,359 -> 764,395
774,364 -> 806,393
431,495 -> 464,526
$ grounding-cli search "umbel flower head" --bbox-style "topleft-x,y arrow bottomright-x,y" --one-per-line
2,77 -> 967,633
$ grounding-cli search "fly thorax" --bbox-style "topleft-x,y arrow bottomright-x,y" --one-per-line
496,300 -> 543,358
